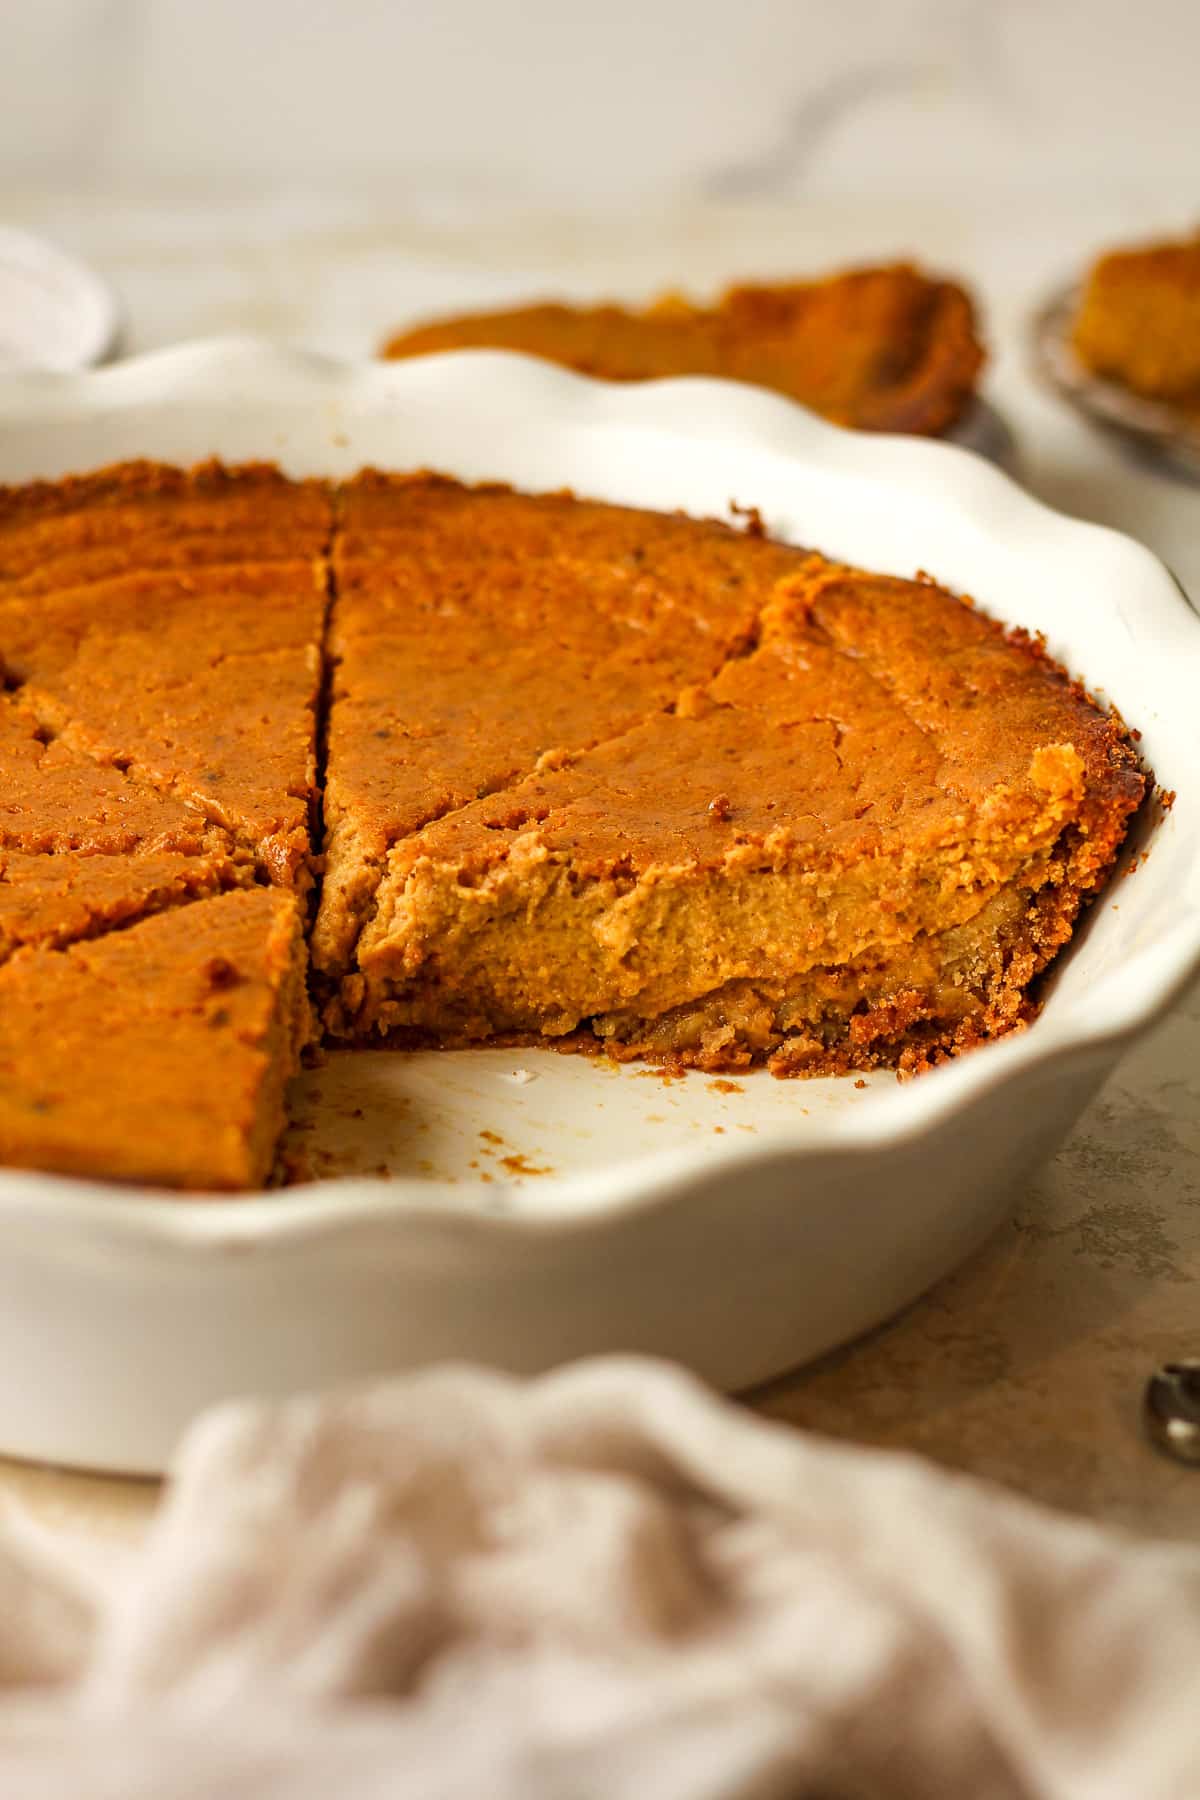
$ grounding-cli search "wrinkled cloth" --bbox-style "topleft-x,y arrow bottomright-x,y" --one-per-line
0,1358 -> 1198,1799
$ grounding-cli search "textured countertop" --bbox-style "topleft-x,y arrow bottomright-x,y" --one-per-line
0,176 -> 1196,1546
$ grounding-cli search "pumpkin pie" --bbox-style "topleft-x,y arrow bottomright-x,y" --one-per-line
381,263 -> 984,436
0,461 -> 1145,1190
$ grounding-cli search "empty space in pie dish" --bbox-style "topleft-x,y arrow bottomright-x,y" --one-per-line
280,1047 -> 890,1197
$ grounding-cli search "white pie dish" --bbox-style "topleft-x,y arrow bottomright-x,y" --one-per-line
0,338 -> 1196,1475
0,227 -> 121,372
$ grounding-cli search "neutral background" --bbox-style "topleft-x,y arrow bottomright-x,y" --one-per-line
2,0 -> 1198,363
0,0 -> 1199,1542
5,0 -> 1200,210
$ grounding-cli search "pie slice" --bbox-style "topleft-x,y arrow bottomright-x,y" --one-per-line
315,474 -> 803,987
340,558 -> 1144,1075
0,465 -> 324,1192
0,889 -> 311,1191
0,463 -> 333,891
0,850 -> 244,966
382,263 -> 984,436
0,692 -> 250,962
1071,231 -> 1200,406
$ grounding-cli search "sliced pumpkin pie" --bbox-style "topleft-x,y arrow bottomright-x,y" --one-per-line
0,462 -> 333,892
0,889 -> 310,1191
0,681 -> 254,962
0,461 -> 1147,1194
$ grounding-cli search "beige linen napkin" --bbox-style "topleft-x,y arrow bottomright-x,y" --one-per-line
0,1358 -> 1197,1798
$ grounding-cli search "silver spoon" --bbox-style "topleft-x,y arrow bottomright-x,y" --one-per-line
1145,1362 -> 1200,1465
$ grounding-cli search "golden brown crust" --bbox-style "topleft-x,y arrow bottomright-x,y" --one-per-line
1071,232 -> 1200,404
381,263 -> 985,436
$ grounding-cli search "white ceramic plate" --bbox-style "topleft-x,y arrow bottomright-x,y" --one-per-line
0,340 -> 1197,1475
